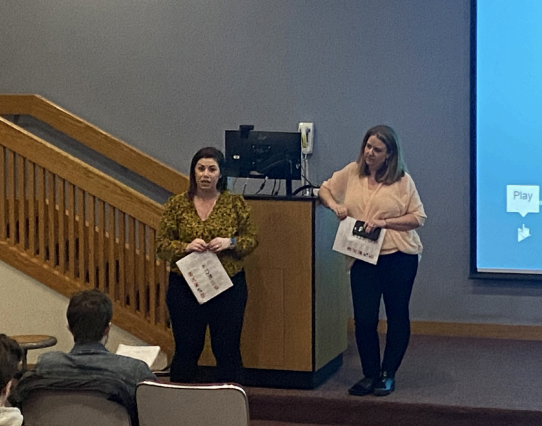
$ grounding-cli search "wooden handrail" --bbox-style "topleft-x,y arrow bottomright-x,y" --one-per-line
0,94 -> 189,195
0,94 -> 34,114
0,118 -> 163,227
0,113 -> 175,354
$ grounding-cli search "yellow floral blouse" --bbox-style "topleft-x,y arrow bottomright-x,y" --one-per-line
156,190 -> 258,277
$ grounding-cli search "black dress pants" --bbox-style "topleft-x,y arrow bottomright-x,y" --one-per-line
350,252 -> 418,379
166,270 -> 248,383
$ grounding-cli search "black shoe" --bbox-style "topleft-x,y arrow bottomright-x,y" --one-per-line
348,377 -> 378,396
373,372 -> 395,396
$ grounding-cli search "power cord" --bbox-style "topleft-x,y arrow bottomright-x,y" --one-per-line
254,177 -> 268,195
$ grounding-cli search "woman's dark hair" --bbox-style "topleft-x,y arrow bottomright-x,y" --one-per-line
356,124 -> 406,184
187,147 -> 227,200
0,334 -> 22,391
67,289 -> 113,344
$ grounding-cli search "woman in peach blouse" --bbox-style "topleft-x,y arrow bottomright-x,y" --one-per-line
319,125 -> 426,396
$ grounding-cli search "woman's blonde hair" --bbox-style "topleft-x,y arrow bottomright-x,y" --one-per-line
356,125 -> 406,184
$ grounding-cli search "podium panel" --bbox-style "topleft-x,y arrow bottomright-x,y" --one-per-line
199,197 -> 348,388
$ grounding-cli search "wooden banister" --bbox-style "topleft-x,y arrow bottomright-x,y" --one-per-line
0,107 -> 177,354
0,94 -> 35,114
0,94 -> 189,195
0,118 -> 163,227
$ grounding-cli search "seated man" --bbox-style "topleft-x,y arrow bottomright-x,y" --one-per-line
0,334 -> 24,426
16,289 -> 156,410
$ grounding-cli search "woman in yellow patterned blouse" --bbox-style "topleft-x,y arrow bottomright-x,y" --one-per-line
156,147 -> 258,383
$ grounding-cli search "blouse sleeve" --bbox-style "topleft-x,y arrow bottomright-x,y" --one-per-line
155,195 -> 188,264
231,195 -> 258,258
320,162 -> 356,204
405,174 -> 427,227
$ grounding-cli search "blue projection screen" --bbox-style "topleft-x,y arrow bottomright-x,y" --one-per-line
473,0 -> 542,278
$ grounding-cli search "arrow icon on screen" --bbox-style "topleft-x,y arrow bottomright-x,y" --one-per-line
518,224 -> 531,242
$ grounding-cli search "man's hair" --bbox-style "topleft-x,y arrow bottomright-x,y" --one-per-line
0,334 -> 22,391
67,289 -> 113,344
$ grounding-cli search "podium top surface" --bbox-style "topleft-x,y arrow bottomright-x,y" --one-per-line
244,194 -> 319,202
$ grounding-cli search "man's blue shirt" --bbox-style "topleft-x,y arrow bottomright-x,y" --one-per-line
34,342 -> 157,398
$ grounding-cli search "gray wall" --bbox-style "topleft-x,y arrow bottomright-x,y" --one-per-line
2,0 -> 541,326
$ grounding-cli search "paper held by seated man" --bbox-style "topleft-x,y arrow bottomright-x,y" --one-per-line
333,216 -> 386,265
116,344 -> 161,368
176,251 -> 234,304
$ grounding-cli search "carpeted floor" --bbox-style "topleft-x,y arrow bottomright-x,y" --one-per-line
252,422 -> 334,426
243,331 -> 542,425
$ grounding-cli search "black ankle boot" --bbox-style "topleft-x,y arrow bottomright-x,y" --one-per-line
348,376 -> 378,396
373,371 -> 395,396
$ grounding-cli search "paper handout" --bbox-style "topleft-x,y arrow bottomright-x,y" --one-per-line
116,344 -> 161,368
176,251 -> 234,304
332,216 -> 386,265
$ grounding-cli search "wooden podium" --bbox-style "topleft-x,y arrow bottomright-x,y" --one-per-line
199,196 -> 349,388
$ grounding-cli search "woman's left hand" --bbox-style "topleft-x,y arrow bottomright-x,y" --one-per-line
364,219 -> 387,233
208,237 -> 232,253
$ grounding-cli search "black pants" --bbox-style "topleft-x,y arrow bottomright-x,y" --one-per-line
166,270 -> 248,383
350,252 -> 418,379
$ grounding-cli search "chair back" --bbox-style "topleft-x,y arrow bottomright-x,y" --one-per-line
136,381 -> 249,426
21,389 -> 132,426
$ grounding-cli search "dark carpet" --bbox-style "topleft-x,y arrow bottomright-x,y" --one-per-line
245,331 -> 542,426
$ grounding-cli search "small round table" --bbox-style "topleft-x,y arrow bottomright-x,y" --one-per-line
10,335 -> 58,370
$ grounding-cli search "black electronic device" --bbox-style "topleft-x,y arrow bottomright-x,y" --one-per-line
224,127 -> 302,196
352,220 -> 381,241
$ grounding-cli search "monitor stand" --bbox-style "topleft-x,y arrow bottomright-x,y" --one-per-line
285,178 -> 293,197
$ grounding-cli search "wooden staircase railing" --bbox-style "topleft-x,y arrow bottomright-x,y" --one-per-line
0,94 -> 187,196
0,95 -> 190,355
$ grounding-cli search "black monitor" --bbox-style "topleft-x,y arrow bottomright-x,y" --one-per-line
224,128 -> 301,196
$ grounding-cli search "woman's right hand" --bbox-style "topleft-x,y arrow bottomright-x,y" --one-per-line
331,204 -> 348,220
185,238 -> 208,253
318,186 -> 347,220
